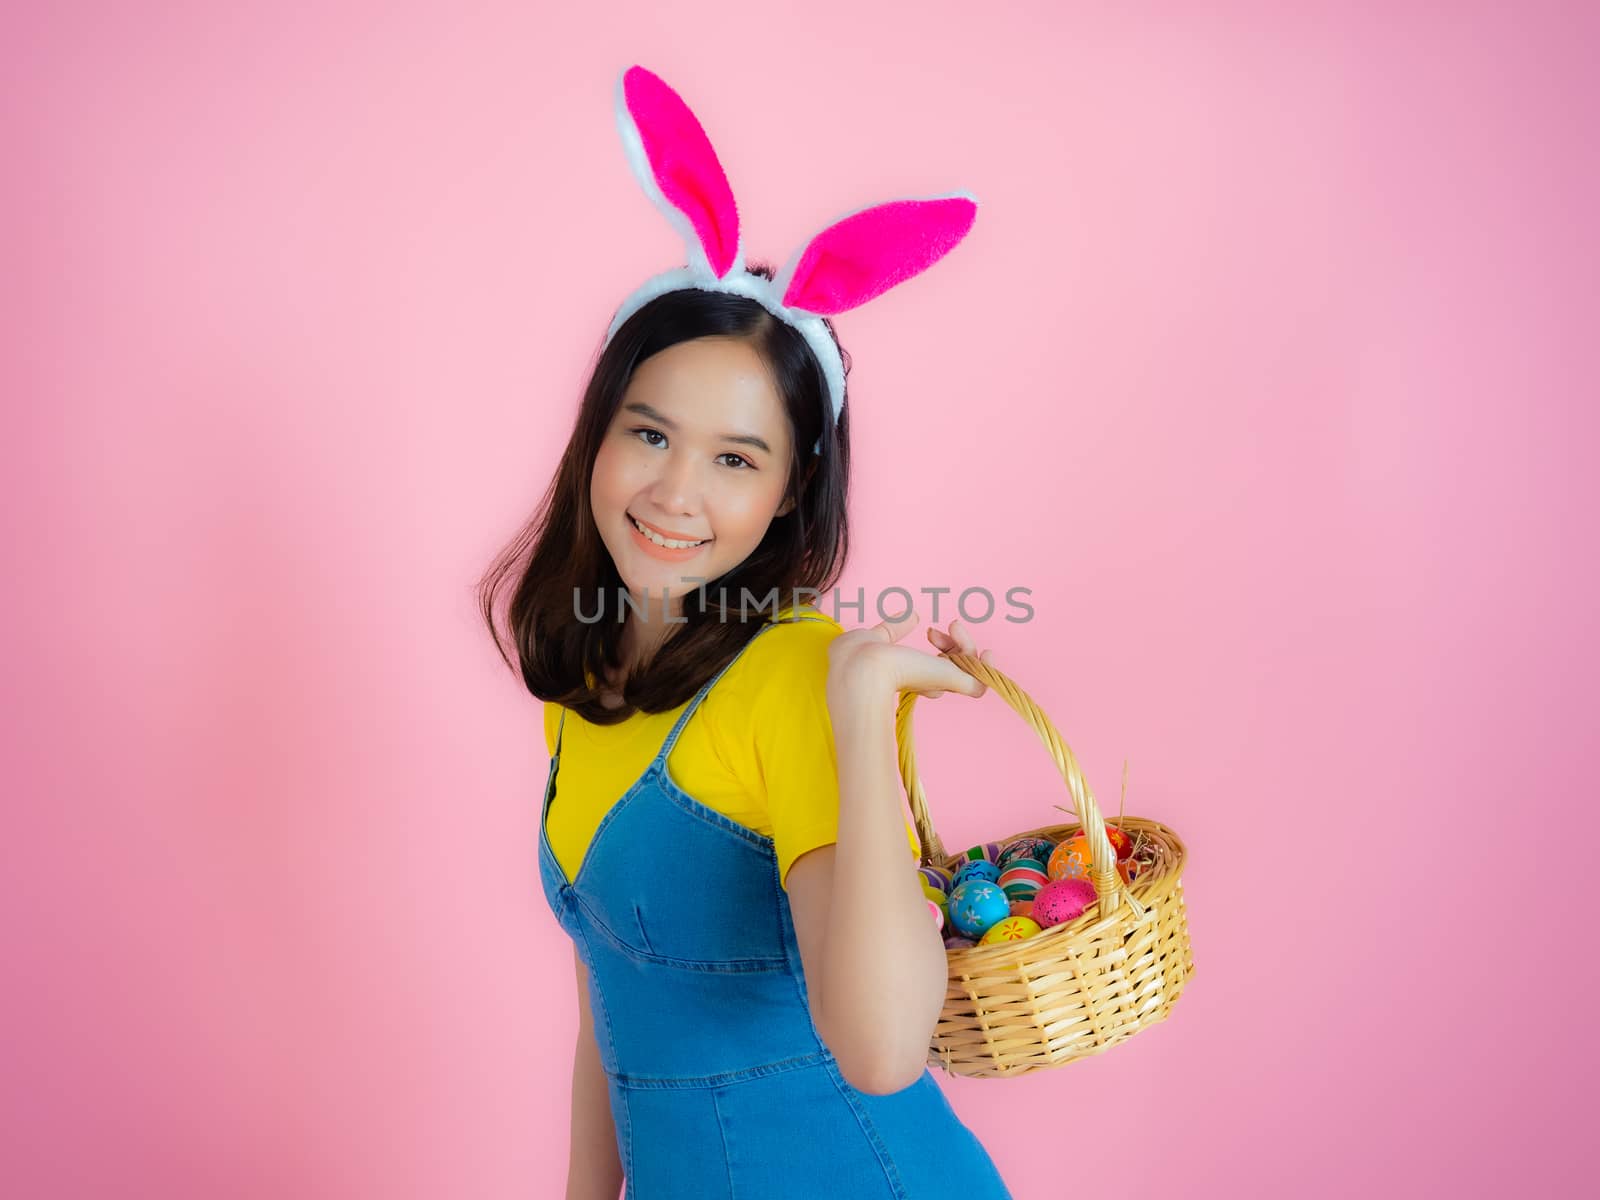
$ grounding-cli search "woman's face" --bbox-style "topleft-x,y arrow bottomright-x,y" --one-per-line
590,336 -> 796,617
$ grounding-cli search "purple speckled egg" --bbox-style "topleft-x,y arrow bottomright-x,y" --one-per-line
1032,878 -> 1098,928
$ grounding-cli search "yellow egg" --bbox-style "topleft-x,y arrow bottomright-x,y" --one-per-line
922,882 -> 948,907
979,915 -> 1043,945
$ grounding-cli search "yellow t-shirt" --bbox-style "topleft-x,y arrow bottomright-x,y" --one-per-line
543,604 -> 923,892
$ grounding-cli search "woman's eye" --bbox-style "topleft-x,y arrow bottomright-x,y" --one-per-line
629,428 -> 753,470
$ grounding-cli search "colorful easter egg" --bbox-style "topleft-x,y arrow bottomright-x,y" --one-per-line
1117,858 -> 1145,885
952,860 -> 1001,888
998,837 -> 1056,869
919,864 -> 953,892
1105,825 -> 1133,861
957,842 -> 1004,866
1047,834 -> 1095,881
1032,878 -> 1098,927
948,879 -> 1011,939
1008,899 -> 1036,919
980,915 -> 1043,945
997,859 -> 1049,904
921,882 -> 948,907
927,898 -> 945,932
943,935 -> 978,950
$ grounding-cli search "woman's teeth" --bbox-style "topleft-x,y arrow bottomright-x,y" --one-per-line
631,515 -> 708,549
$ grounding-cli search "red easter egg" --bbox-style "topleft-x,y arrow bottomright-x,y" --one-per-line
1105,825 -> 1133,860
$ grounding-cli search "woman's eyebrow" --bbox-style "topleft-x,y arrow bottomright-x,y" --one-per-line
622,402 -> 772,454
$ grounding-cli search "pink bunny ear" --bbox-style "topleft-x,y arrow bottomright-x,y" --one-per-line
616,65 -> 740,279
776,194 -> 977,315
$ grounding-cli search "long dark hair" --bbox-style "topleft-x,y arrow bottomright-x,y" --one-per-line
477,263 -> 853,725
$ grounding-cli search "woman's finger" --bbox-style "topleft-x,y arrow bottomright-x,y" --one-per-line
879,643 -> 985,698
932,651 -> 985,698
876,608 -> 921,644
950,619 -> 980,656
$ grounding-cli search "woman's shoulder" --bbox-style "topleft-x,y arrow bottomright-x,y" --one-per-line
754,602 -> 845,654
716,604 -> 844,701
769,599 -> 845,631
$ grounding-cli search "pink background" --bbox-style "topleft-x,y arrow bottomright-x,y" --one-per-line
5,2 -> 1594,1196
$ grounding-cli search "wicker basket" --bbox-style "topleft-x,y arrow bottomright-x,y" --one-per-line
899,649 -> 1195,1079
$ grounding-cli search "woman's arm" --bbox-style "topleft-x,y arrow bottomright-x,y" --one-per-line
806,687 -> 951,1095
565,948 -> 625,1200
800,614 -> 994,1095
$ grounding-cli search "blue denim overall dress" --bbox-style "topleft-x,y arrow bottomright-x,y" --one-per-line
537,618 -> 1013,1199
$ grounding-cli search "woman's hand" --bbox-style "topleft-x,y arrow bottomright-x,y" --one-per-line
826,610 -> 997,711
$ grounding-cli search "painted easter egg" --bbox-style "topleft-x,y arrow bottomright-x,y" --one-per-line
943,935 -> 978,950
919,864 -> 953,893
997,859 -> 1049,904
1047,834 -> 1095,882
1032,878 -> 1098,928
1105,825 -> 1133,861
980,915 -> 1043,945
1008,899 -> 1036,919
998,837 -> 1056,869
1118,858 -> 1145,885
956,842 -> 1004,866
921,882 -> 948,907
927,898 -> 945,932
952,860 -> 1001,888
948,879 -> 1011,940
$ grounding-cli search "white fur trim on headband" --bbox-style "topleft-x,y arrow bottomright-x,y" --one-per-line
603,267 -> 844,457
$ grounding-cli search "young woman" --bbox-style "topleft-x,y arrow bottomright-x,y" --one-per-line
479,66 -> 1011,1199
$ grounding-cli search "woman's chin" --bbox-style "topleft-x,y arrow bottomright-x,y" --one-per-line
617,571 -> 709,607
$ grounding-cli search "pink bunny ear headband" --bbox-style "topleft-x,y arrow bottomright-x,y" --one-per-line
605,65 -> 979,456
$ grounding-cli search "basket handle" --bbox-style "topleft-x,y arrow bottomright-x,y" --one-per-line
895,649 -> 1132,919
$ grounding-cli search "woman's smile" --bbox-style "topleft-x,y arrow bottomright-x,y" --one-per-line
627,511 -> 714,561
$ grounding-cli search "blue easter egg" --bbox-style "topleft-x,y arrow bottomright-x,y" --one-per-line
952,860 -> 1001,888
948,879 -> 1012,939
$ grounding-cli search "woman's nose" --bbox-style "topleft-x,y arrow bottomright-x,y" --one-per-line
648,452 -> 703,512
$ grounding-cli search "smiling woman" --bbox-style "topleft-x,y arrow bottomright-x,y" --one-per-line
477,61 -> 1005,1200
479,259 -> 853,731
590,336 -> 802,664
